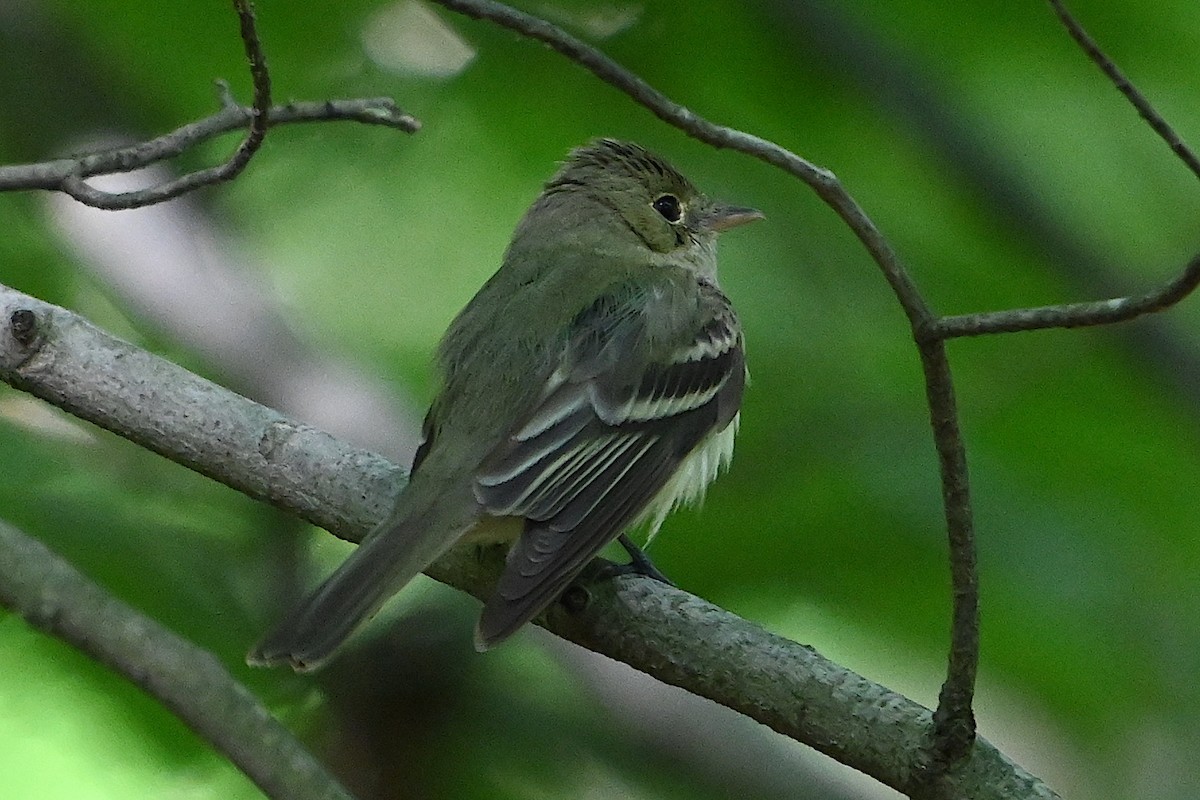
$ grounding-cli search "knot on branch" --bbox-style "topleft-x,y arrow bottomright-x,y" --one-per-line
9,309 -> 39,348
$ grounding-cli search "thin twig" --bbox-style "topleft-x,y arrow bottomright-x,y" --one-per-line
230,0 -> 272,172
0,94 -> 418,208
920,2 -> 1200,342
1047,0 -> 1200,181
0,520 -> 356,800
937,254 -> 1200,338
919,340 -> 978,769
60,0 -> 273,208
3,0 -> 418,211
760,2 -> 1200,423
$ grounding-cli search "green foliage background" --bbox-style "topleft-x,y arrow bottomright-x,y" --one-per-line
2,0 -> 1199,797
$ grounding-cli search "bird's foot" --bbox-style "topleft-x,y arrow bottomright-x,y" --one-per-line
592,533 -> 675,585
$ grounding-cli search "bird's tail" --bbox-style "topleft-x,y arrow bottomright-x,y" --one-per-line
247,484 -> 477,672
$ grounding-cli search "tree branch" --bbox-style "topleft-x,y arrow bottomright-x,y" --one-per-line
229,0 -> 272,174
936,253 -> 1200,338
0,0 -> 418,210
63,0 -> 276,209
428,0 -> 932,329
1047,0 -> 1200,181
0,285 -> 1056,799
0,518 -> 355,800
0,291 -> 402,538
925,2 -> 1200,342
917,340 -> 978,773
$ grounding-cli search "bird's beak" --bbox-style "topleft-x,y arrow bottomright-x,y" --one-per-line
703,204 -> 765,233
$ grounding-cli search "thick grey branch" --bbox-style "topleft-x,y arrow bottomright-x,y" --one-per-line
0,287 -> 403,537
0,286 -> 1056,800
0,519 -> 355,800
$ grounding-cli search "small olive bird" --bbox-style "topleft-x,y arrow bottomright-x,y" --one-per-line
249,139 -> 761,670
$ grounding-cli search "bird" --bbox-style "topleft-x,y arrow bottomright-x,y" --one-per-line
248,139 -> 761,671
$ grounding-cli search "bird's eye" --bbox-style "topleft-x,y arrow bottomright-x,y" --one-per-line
652,194 -> 683,223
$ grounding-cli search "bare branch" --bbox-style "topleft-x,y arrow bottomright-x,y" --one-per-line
0,288 -> 402,537
1047,0 -> 1200,181
0,93 -> 418,208
0,92 -> 417,190
928,3 -> 1200,341
0,519 -> 355,800
229,0 -> 272,175
937,254 -> 1200,338
63,0 -> 277,209
918,340 -> 978,770
0,284 -> 1057,799
0,0 -> 419,211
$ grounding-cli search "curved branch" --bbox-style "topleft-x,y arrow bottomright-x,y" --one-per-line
65,0 -> 276,209
0,285 -> 1056,799
428,0 -> 932,330
0,0 -> 418,211
0,519 -> 355,800
0,93 -> 419,202
425,0 -> 1200,769
426,0 -> 979,768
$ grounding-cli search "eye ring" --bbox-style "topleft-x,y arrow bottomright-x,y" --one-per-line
651,193 -> 683,223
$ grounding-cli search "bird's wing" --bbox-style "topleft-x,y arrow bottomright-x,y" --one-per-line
473,280 -> 744,647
